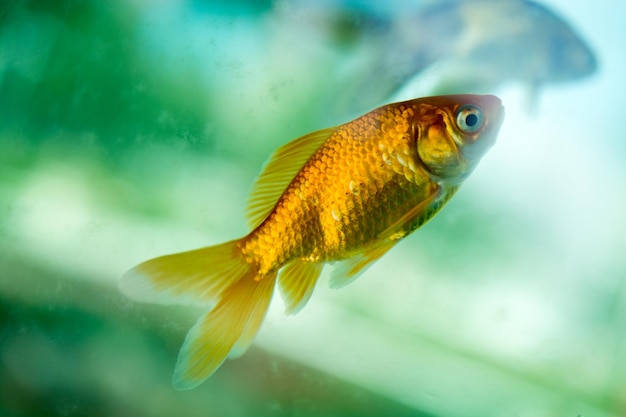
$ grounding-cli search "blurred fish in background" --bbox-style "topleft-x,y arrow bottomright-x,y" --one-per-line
376,0 -> 598,106
270,0 -> 597,117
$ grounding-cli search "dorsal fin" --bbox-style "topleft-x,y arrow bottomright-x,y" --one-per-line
245,126 -> 338,230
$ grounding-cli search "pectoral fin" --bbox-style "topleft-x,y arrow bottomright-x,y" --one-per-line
376,185 -> 447,242
328,185 -> 457,289
328,240 -> 398,289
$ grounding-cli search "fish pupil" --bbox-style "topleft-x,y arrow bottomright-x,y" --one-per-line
465,113 -> 478,127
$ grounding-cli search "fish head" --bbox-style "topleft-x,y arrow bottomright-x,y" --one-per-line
415,94 -> 504,183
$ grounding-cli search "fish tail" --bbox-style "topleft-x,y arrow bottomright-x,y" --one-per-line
119,239 -> 276,390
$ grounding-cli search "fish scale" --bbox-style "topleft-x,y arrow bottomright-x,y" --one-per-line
258,104 -> 431,262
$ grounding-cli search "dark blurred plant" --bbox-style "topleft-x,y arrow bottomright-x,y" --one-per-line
0,0 -> 212,154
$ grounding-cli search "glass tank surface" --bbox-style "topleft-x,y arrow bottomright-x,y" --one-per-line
1,1 -> 624,416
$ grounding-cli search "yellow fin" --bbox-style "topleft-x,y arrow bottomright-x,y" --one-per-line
119,241 -> 247,308
278,260 -> 324,315
229,274 -> 276,358
328,240 -> 398,289
376,185 -> 447,242
245,127 -> 338,230
172,271 -> 276,389
119,239 -> 277,390
328,185 -> 456,289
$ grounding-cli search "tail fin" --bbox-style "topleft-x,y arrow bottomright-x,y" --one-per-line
119,240 -> 276,390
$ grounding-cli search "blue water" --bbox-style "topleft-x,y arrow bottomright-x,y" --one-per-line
0,1 -> 623,416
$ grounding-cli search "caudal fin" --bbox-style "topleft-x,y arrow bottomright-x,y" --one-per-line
119,240 -> 276,390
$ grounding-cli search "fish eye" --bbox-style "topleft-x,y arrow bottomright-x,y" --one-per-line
456,105 -> 484,133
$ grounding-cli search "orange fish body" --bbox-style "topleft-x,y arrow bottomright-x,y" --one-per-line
120,94 -> 504,389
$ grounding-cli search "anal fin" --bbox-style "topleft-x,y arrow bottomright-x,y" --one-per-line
278,260 -> 324,315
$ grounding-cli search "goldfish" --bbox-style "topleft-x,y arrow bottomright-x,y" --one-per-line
120,94 -> 504,390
